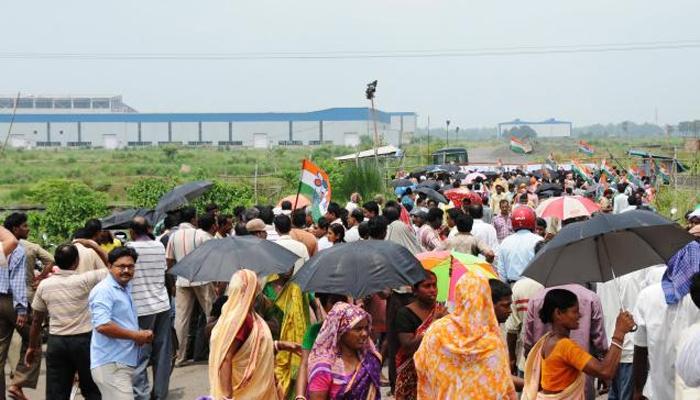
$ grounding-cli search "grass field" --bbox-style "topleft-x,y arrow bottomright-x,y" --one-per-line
0,136 -> 697,212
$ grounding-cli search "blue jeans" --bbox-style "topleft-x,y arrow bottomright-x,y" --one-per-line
608,362 -> 633,400
133,309 -> 174,400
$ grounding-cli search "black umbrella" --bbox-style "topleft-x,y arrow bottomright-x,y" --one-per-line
101,208 -> 157,230
536,183 -> 563,195
291,241 -> 426,298
523,210 -> 694,287
390,178 -> 414,188
414,187 -> 448,204
416,180 -> 440,190
155,180 -> 213,213
168,236 -> 301,282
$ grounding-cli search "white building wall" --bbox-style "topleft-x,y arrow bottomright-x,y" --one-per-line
171,122 -> 198,143
291,121 -> 321,144
201,122 -> 229,143
82,122 -> 129,147
532,124 -> 571,137
52,122 -> 79,145
140,123 -> 169,144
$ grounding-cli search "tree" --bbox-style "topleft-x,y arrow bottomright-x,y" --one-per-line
126,177 -> 176,208
29,180 -> 108,243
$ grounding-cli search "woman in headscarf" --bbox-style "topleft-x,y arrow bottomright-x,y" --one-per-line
414,269 -> 516,399
393,271 -> 446,400
522,288 -> 635,400
208,269 -> 299,400
306,302 -> 382,400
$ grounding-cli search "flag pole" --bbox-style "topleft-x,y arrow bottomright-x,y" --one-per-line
294,159 -> 305,210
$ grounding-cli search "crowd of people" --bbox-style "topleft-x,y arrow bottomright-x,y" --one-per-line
0,165 -> 697,400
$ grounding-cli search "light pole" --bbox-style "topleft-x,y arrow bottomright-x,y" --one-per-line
365,80 -> 379,164
455,126 -> 460,144
446,120 -> 451,146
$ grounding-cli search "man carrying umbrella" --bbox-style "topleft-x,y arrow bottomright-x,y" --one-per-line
165,208 -> 217,367
632,230 -> 700,400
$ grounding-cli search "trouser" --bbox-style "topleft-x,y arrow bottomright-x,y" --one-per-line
174,284 -> 215,364
133,310 -> 173,400
46,333 -> 101,400
386,292 -> 414,393
608,362 -> 633,400
0,295 -> 40,398
92,362 -> 135,400
188,304 -> 209,361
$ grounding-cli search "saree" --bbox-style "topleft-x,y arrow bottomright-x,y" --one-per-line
209,269 -> 281,400
307,302 -> 382,400
414,269 -> 516,399
522,333 -> 585,400
274,282 -> 310,398
394,308 -> 436,400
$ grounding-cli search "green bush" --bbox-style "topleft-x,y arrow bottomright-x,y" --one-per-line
28,180 -> 109,243
192,180 -> 255,212
126,177 -> 176,208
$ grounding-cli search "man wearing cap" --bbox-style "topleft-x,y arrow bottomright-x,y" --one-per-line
245,218 -> 268,239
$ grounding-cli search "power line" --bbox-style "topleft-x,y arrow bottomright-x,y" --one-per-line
1,40 -> 700,61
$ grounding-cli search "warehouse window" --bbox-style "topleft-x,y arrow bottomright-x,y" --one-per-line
17,99 -> 34,108
54,99 -> 71,109
92,99 -> 110,109
35,99 -> 53,108
73,98 -> 91,108
0,99 -> 12,108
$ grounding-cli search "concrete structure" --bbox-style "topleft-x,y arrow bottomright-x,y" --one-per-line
0,103 -> 417,149
497,118 -> 572,138
0,95 -> 136,114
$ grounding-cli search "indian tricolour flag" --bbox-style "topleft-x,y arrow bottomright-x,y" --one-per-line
626,164 -> 643,188
510,136 -> 531,154
599,159 -> 613,177
578,140 -> 594,156
298,159 -> 331,222
571,159 -> 593,184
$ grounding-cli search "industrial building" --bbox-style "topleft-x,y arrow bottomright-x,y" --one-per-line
497,118 -> 572,138
0,95 -> 417,149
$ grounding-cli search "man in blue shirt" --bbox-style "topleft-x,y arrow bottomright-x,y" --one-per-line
496,206 -> 543,283
1,213 -> 31,399
89,247 -> 153,399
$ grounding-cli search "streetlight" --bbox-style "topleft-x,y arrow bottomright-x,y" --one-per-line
446,120 -> 451,146
365,80 -> 379,164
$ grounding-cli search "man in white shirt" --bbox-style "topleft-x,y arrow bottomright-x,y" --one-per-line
597,266 -> 664,400
165,209 -> 216,367
324,202 -> 345,230
633,282 -> 700,399
258,206 -> 280,242
345,193 -> 362,213
314,218 -> 333,251
468,204 -> 499,254
613,183 -> 630,214
675,273 -> 700,398
345,208 -> 363,243
272,215 -> 309,275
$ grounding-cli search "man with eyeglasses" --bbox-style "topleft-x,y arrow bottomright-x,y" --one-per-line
89,247 -> 153,399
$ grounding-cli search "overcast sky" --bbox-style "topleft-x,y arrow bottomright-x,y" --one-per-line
2,1 -> 699,128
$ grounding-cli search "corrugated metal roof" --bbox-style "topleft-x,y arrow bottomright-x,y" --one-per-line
0,107 -> 416,124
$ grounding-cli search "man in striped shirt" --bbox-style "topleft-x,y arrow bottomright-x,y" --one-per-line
128,217 -> 173,400
165,208 -> 217,367
26,243 -> 106,400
